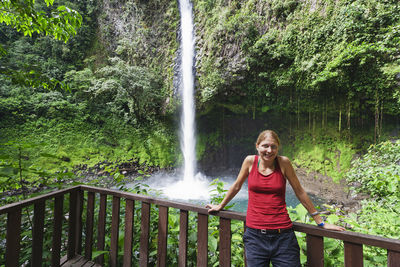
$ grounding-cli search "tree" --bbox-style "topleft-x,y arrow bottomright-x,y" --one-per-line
0,0 -> 82,43
0,0 -> 82,88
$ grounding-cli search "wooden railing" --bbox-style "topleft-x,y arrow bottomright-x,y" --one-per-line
1,185 -> 400,266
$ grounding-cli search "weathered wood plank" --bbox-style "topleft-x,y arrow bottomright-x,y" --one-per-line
32,200 -> 45,266
85,192 -> 95,260
123,199 -> 134,267
219,217 -> 231,267
197,213 -> 208,267
75,190 -> 84,255
6,207 -> 22,267
140,202 -> 151,267
61,254 -> 102,267
95,193 -> 107,265
306,234 -> 324,267
388,250 -> 400,267
60,254 -> 68,266
110,196 -> 121,267
69,255 -> 89,266
179,210 -> 189,267
157,206 -> 169,267
68,191 -> 78,259
52,195 -> 64,267
344,241 -> 363,267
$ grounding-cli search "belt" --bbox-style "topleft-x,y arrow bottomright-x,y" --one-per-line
256,227 -> 293,234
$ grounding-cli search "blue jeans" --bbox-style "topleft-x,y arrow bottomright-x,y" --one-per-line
243,227 -> 301,267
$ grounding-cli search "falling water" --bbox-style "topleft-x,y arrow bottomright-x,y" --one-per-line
154,0 -> 209,200
179,0 -> 196,182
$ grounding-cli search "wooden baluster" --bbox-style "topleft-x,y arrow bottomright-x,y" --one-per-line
6,207 -> 22,267
388,250 -> 400,267
306,234 -> 324,267
32,200 -> 45,266
157,206 -> 169,267
75,189 -> 84,255
110,196 -> 121,267
197,213 -> 208,267
140,202 -> 151,267
179,210 -> 189,267
52,195 -> 63,267
85,192 -> 95,260
344,241 -> 363,267
68,190 -> 78,259
219,217 -> 231,267
123,199 -> 134,267
95,193 -> 107,265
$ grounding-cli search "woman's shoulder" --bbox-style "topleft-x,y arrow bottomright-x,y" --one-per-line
277,155 -> 292,166
244,155 -> 256,164
244,155 -> 256,163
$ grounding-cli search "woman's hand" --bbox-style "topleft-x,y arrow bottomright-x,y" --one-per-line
206,204 -> 222,213
322,223 -> 346,231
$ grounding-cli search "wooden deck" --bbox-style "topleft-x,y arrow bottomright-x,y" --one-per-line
1,185 -> 400,266
61,255 -> 100,267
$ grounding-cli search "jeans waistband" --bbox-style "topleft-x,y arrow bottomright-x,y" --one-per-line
250,227 -> 293,235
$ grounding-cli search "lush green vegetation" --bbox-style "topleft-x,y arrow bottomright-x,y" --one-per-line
1,0 -> 400,265
194,0 -> 400,143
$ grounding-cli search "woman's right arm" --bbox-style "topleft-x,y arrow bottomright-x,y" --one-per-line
206,155 -> 253,212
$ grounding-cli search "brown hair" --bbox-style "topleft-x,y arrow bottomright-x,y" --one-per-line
255,130 -> 281,147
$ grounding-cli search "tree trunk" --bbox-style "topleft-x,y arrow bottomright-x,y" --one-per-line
313,113 -> 316,142
252,99 -> 256,120
347,100 -> 351,132
374,91 -> 379,144
321,103 -> 324,129
380,99 -> 383,142
297,97 -> 300,129
338,107 -> 342,135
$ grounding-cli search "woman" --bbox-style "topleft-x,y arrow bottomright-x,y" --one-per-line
206,130 -> 345,266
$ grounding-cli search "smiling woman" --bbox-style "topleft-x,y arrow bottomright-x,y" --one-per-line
206,129 -> 345,266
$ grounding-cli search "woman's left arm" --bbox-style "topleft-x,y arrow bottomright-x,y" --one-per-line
278,156 -> 345,231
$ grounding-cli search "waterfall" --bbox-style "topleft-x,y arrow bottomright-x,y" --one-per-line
134,0 -> 210,200
179,0 -> 196,182
160,0 -> 209,200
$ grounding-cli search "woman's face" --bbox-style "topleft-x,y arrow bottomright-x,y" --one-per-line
256,136 -> 279,162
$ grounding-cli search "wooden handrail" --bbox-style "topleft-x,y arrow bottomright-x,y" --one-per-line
1,185 -> 400,267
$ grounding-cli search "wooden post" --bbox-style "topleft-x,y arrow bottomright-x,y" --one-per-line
110,196 -> 121,267
219,217 -> 231,267
197,213 -> 208,267
85,192 -> 95,260
139,202 -> 151,267
306,234 -> 324,267
157,206 -> 169,267
51,195 -> 64,267
123,199 -> 134,267
179,210 -> 189,267
344,241 -> 363,267
6,208 -> 22,266
32,201 -> 45,266
95,193 -> 107,265
388,250 -> 400,267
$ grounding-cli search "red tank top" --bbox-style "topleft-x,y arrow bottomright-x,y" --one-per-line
246,155 -> 293,229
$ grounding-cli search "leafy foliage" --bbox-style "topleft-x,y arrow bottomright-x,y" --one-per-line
346,140 -> 400,198
0,0 -> 82,42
